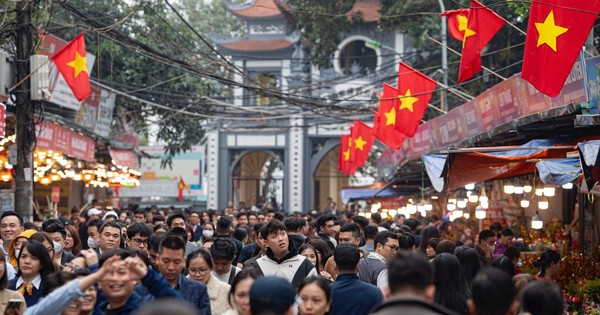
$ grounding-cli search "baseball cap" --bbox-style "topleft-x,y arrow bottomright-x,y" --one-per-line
103,210 -> 118,220
250,276 -> 295,314
87,208 -> 102,218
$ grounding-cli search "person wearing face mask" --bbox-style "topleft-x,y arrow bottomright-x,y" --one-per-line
200,222 -> 215,242
42,219 -> 75,266
7,229 -> 37,269
85,219 -> 103,251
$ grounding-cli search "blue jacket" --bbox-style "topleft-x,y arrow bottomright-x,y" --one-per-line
238,243 -> 257,264
330,273 -> 383,315
95,268 -> 181,315
135,274 -> 211,315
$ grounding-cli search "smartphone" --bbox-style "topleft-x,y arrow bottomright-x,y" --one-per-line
6,299 -> 22,310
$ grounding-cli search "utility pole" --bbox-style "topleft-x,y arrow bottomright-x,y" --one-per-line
14,0 -> 35,221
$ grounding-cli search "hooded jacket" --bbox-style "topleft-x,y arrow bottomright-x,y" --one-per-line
8,229 -> 37,268
247,237 -> 317,288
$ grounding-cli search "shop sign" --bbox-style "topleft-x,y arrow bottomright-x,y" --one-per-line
36,121 -> 96,161
0,104 -> 5,137
109,149 -> 138,169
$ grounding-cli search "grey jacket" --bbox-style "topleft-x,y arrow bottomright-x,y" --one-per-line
370,296 -> 459,315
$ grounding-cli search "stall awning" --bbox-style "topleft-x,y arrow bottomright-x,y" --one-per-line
341,180 -> 412,204
424,139 -> 574,192
36,121 -> 96,162
535,158 -> 581,186
578,140 -> 600,192
109,149 -> 139,169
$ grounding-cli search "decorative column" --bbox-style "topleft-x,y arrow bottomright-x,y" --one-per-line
288,116 -> 304,213
206,129 -> 220,210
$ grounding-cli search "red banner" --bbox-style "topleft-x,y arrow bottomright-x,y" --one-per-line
0,104 -> 5,137
109,149 -> 138,169
36,121 -> 96,161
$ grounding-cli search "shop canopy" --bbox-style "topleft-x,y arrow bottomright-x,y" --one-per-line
424,139 -> 575,192
341,181 -> 410,204
578,140 -> 600,193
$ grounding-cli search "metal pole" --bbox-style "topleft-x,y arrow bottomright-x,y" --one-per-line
438,0 -> 448,113
15,0 -> 35,221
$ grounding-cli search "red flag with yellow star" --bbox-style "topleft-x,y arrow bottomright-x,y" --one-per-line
373,83 -> 405,149
350,120 -> 375,169
338,134 -> 356,174
394,63 -> 437,137
457,0 -> 505,83
440,9 -> 472,41
51,33 -> 91,101
178,176 -> 185,202
522,0 -> 600,97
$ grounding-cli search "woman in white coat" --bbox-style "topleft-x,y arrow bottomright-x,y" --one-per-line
187,248 -> 231,315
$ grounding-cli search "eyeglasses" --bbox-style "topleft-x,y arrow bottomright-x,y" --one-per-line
188,268 -> 210,275
131,238 -> 148,246
384,244 -> 399,252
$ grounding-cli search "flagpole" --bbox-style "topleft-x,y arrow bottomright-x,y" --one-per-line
428,36 -> 506,81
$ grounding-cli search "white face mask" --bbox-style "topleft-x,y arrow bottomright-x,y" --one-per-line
14,249 -> 20,258
53,241 -> 63,254
202,230 -> 214,238
517,259 -> 523,267
87,237 -> 99,249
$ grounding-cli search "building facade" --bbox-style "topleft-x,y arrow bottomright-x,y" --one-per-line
207,0 -> 405,213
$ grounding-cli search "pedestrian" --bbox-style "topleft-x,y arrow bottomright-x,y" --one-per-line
533,249 -> 560,282
223,268 -> 261,315
467,268 -> 518,315
298,276 -> 330,315
520,281 -> 564,315
187,248 -> 231,315
249,276 -> 296,315
431,253 -> 469,314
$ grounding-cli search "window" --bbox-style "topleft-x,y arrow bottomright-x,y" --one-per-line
338,40 -> 377,75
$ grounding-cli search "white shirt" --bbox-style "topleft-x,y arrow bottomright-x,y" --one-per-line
367,252 -> 388,290
211,266 -> 241,284
16,274 -> 42,290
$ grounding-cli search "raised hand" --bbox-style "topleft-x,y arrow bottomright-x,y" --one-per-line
124,256 -> 148,281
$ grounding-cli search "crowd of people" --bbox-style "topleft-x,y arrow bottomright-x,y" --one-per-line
0,203 -> 567,315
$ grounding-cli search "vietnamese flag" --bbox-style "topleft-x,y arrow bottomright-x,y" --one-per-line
457,0 -> 505,83
440,9 -> 472,41
350,120 -> 375,168
178,177 -> 185,202
373,83 -> 405,149
51,33 -> 91,101
522,0 -> 600,97
395,62 -> 437,137
338,135 -> 356,174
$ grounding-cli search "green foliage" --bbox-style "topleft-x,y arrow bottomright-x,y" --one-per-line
45,0 -> 236,167
286,0 -> 355,69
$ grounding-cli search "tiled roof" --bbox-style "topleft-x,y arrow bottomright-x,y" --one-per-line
347,0 -> 381,22
220,39 -> 294,52
229,0 -> 285,19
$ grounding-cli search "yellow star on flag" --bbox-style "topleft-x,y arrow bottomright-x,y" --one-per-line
535,10 -> 568,52
458,14 -> 476,47
384,107 -> 396,126
354,136 -> 367,151
66,51 -> 88,78
398,89 -> 419,112
343,149 -> 350,161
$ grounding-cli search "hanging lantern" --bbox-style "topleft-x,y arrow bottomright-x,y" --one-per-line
464,183 -> 475,190
503,183 -> 515,194
538,197 -> 549,210
468,193 -> 479,203
514,185 -> 524,194
457,199 -> 467,209
535,188 -> 544,196
543,186 -> 556,197
523,184 -> 533,193
475,205 -> 486,219
520,199 -> 530,208
562,182 -> 573,189
453,209 -> 464,217
531,213 -> 543,229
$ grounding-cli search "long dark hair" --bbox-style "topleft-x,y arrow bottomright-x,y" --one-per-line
306,239 -> 332,270
432,253 -> 469,314
454,246 -> 480,289
533,250 -> 560,278
298,276 -> 331,304
418,226 -> 440,254
298,244 -> 320,270
228,268 -> 261,308
17,240 -> 57,280
65,224 -> 82,255
187,248 -> 213,270
0,250 -> 8,290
